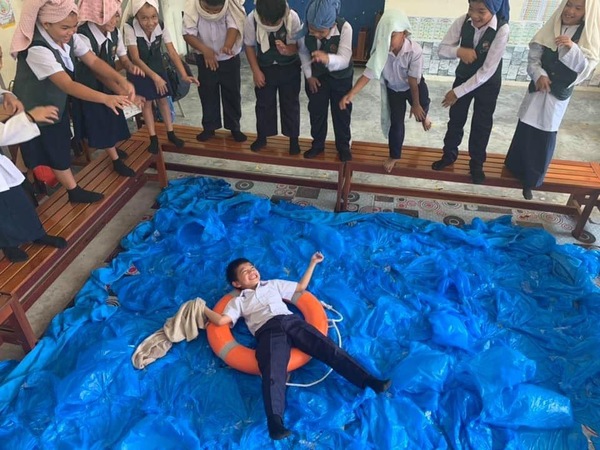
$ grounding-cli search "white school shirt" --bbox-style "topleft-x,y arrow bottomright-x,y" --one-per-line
363,38 -> 424,92
77,22 -> 127,59
518,26 -> 589,132
123,18 -> 173,48
438,14 -> 509,98
183,9 -> 241,60
0,91 -> 40,192
223,279 -> 297,336
243,9 -> 303,62
26,24 -> 91,79
298,20 -> 353,79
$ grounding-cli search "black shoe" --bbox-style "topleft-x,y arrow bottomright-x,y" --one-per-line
34,234 -> 67,248
303,147 -> 324,159
167,131 -> 184,148
196,130 -> 215,142
267,415 -> 292,440
2,247 -> 28,262
117,148 -> 128,160
289,137 -> 300,155
470,167 -> 486,184
67,186 -> 104,203
113,159 -> 135,177
231,130 -> 247,142
250,137 -> 267,152
147,135 -> 159,154
522,187 -> 533,200
432,158 -> 454,170
365,378 -> 392,393
339,150 -> 352,162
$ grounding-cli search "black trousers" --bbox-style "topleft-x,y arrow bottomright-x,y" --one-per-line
196,54 -> 242,132
254,63 -> 301,138
387,78 -> 430,159
255,314 -> 373,419
305,73 -> 353,154
442,77 -> 501,167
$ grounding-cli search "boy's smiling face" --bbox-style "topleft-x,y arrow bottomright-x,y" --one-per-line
232,262 -> 261,290
561,0 -> 585,26
468,1 -> 493,29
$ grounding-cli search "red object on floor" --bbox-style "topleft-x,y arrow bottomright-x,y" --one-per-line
33,165 -> 59,188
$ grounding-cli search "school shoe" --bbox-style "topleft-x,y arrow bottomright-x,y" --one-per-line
522,187 -> 533,200
364,377 -> 392,393
470,167 -> 486,184
167,131 -> 185,148
147,135 -> 159,154
251,136 -> 267,152
267,415 -> 292,440
196,130 -> 215,142
339,149 -> 352,162
117,148 -> 128,160
34,234 -> 67,248
113,159 -> 135,177
431,157 -> 455,171
67,186 -> 104,203
303,146 -> 324,159
289,137 -> 300,155
2,247 -> 28,263
231,130 -> 248,142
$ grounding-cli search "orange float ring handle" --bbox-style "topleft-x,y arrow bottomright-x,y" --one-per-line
206,290 -> 329,375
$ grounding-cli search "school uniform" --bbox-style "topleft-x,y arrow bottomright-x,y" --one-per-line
438,14 -> 509,169
223,279 -> 375,421
363,38 -> 430,159
505,25 -> 588,188
12,25 -> 91,171
299,18 -> 354,158
74,22 -> 131,149
123,18 -> 173,100
244,10 -> 303,139
183,9 -> 243,133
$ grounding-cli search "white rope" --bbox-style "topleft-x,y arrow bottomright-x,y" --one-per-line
286,301 -> 344,388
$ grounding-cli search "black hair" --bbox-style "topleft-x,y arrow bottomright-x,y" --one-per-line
203,0 -> 225,6
226,258 -> 251,284
256,0 -> 287,25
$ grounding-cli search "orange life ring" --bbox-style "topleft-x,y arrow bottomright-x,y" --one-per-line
207,290 -> 328,375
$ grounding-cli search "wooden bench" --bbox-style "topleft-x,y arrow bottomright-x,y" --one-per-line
342,142 -> 600,240
158,124 -> 347,211
0,134 -> 166,352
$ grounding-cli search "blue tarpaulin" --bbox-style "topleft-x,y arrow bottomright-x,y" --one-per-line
0,177 -> 598,449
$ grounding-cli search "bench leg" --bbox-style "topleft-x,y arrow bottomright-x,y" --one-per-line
340,165 -> 353,212
156,148 -> 168,188
6,296 -> 37,352
572,191 -> 600,240
335,164 -> 345,212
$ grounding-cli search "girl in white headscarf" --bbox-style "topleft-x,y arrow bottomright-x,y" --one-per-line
339,9 -> 432,173
504,0 -> 600,200
123,0 -> 199,154
10,0 -> 135,204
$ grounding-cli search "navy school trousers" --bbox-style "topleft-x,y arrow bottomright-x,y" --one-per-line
255,314 -> 373,419
196,54 -> 242,132
254,62 -> 301,138
305,73 -> 353,153
442,77 -> 501,168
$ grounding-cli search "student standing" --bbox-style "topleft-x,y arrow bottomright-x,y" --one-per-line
183,0 -> 247,143
244,0 -> 303,155
504,0 -> 599,199
432,0 -> 510,184
298,0 -> 354,162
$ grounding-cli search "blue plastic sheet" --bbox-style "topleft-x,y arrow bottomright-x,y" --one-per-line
0,176 -> 599,449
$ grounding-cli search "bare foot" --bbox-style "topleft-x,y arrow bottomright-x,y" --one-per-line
421,117 -> 432,131
383,158 -> 399,173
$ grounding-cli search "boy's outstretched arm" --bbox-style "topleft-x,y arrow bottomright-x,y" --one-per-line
204,307 -> 233,326
296,252 -> 324,292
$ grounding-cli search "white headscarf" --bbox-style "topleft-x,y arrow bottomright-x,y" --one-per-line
123,0 -> 159,21
253,2 -> 294,52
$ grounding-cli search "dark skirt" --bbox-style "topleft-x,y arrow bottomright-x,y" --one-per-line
20,110 -> 72,170
504,120 -> 557,188
0,184 -> 45,248
127,71 -> 171,101
72,98 -> 131,149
